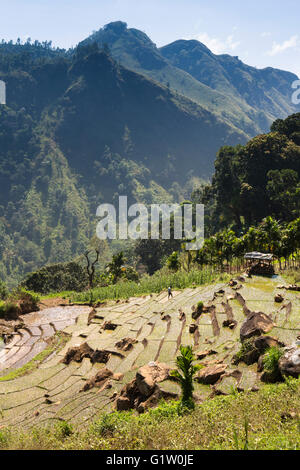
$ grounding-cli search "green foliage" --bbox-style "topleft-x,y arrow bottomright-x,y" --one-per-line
135,237 -> 182,275
194,215 -> 300,271
0,301 -> 19,319
106,252 -> 127,284
235,338 -> 256,363
71,267 -> 227,303
92,400 -> 180,438
0,287 -> 39,319
233,417 -> 250,451
263,347 -> 284,374
194,114 -> 300,233
166,251 -> 181,271
0,280 -> 8,300
170,345 -> 201,410
11,287 -> 40,314
54,421 -> 73,439
196,301 -> 204,313
21,262 -> 88,294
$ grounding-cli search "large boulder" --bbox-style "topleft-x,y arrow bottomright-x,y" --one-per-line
212,370 -> 242,396
254,336 -> 285,353
115,362 -> 173,412
136,362 -> 170,397
279,347 -> 300,378
195,363 -> 227,385
240,312 -> 274,342
116,396 -> 132,411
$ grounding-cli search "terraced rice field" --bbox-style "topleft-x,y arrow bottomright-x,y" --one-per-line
0,276 -> 299,429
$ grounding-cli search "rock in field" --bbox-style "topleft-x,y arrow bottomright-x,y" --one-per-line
136,362 -> 170,397
279,347 -> 300,378
115,337 -> 137,351
195,349 -> 217,360
240,311 -> 274,342
195,363 -> 227,385
254,336 -> 285,353
114,362 -> 174,412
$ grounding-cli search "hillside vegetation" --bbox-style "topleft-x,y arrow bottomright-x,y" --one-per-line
0,42 -> 243,286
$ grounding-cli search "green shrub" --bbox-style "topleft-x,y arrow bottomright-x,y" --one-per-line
166,251 -> 180,271
0,288 -> 40,318
7,288 -> 40,314
196,301 -> 204,313
54,421 -> 73,439
263,346 -> 284,374
21,262 -> 88,294
0,301 -> 19,319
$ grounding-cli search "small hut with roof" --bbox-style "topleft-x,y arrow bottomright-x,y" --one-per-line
244,252 -> 275,276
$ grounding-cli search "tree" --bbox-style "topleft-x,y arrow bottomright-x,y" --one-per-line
84,250 -> 100,289
267,169 -> 300,221
166,251 -> 180,271
106,251 -> 126,284
170,345 -> 201,411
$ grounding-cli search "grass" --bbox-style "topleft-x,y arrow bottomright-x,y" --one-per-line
40,291 -> 75,300
70,268 -> 231,304
281,269 -> 300,285
0,379 -> 300,450
0,332 -> 69,382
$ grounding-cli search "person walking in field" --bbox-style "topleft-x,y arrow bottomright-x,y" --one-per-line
168,286 -> 173,300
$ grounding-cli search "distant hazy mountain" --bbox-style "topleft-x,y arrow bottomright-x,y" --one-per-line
82,21 -> 299,138
160,39 -> 298,121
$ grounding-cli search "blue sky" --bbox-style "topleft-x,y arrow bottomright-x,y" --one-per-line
1,0 -> 299,77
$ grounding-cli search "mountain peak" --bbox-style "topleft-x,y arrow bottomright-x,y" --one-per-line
103,21 -> 128,33
160,39 -> 212,55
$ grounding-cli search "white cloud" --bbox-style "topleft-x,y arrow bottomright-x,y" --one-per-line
192,32 -> 240,54
267,35 -> 299,56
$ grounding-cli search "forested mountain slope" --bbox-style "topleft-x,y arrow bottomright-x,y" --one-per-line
0,42 -> 243,285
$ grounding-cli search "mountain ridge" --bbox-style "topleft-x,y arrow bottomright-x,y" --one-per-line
82,21 -> 299,137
